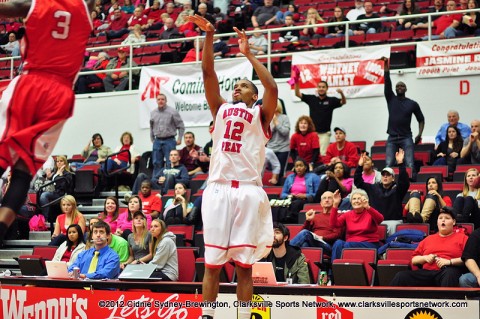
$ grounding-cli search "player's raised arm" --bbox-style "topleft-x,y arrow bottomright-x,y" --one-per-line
187,15 -> 225,119
0,0 -> 31,18
233,27 -> 278,131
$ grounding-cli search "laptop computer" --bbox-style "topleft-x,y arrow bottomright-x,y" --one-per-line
252,262 -> 287,285
18,257 -> 46,276
118,264 -> 160,281
45,261 -> 71,279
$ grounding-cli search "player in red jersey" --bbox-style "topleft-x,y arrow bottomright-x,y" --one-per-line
188,15 -> 278,319
0,0 -> 94,242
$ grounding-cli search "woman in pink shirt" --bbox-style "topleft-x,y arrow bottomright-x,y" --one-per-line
116,195 -> 152,240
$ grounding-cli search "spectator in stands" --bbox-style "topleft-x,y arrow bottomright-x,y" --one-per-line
103,46 -> 140,92
395,0 -> 422,30
108,232 -> 130,264
353,1 -> 382,35
280,158 -> 320,223
133,149 -> 190,195
105,131 -> 139,174
260,222 -> 310,284
164,3 -> 179,22
459,120 -> 480,165
116,195 -> 153,240
75,51 -> 110,94
290,116 -> 321,170
128,6 -> 148,29
68,220 -> 120,279
149,219 -> 179,281
460,0 -> 469,9
161,182 -> 193,225
0,33 -> 20,56
264,148 -> 281,185
236,27 -> 267,56
414,0 -> 463,39
435,110 -> 471,146
50,195 -> 87,246
183,38 -> 203,62
212,35 -> 229,59
105,8 -> 129,40
326,6 -> 351,38
267,100 -> 290,180
122,24 -> 146,45
177,131 -> 202,177
294,76 -> 346,156
460,0 -> 480,35
433,125 -> 463,177
71,133 -> 112,171
52,224 -> 86,267
1,17 -> 24,40
330,189 -> 384,265
160,17 -> 181,39
323,127 -> 360,169
278,15 -> 300,42
121,211 -> 153,269
197,121 -> 213,174
195,3 -> 215,27
315,161 -> 353,210
99,196 -> 120,234
175,1 -> 195,27
390,207 -> 467,287
39,156 -> 73,221
404,176 -> 452,232
142,0 -> 162,29
357,154 -> 382,185
382,57 -> 424,176
459,227 -> 480,287
150,93 -> 185,178
127,210 -> 154,258
300,7 -> 326,40
354,150 -> 409,236
138,180 -> 162,218
453,168 -> 480,227
108,0 -> 121,14
251,0 -> 279,27
121,0 -> 135,14
346,0 -> 366,21
425,0 -> 446,22
289,191 -> 343,253
275,4 -> 299,24
91,10 -> 105,31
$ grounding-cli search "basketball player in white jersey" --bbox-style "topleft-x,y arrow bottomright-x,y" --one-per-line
187,15 -> 278,319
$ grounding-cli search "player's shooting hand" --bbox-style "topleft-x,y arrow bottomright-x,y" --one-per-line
187,15 -> 215,32
233,27 -> 251,56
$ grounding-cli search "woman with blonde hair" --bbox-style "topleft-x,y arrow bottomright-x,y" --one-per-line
39,155 -> 73,221
453,168 -> 480,228
300,7 -> 326,40
121,211 -> 153,269
149,219 -> 178,281
50,195 -> 86,246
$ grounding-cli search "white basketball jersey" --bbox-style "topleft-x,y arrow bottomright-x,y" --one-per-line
208,102 -> 270,185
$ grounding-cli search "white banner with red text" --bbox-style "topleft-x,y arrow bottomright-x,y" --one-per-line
291,47 -> 390,99
137,60 -> 253,129
0,285 -> 477,319
416,38 -> 480,78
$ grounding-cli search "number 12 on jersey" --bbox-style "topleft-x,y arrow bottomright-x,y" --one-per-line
222,120 -> 244,153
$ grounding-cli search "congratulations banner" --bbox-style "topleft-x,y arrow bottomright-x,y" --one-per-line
416,38 -> 480,78
138,60 -> 253,128
291,47 -> 390,98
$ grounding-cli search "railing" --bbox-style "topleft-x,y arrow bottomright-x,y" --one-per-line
0,8 -> 478,91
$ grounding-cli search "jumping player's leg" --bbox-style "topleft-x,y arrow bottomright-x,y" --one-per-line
235,265 -> 253,319
0,159 -> 32,242
202,267 -> 222,318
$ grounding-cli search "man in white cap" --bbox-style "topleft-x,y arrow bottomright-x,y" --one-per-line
354,149 -> 410,236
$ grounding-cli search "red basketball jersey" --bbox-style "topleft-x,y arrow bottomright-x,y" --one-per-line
22,0 -> 92,84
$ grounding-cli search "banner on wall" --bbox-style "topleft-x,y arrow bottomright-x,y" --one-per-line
137,61 -> 253,129
291,47 -> 390,99
416,38 -> 480,78
1,286 -> 478,319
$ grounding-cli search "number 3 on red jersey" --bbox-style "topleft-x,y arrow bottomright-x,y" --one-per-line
51,11 -> 71,40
